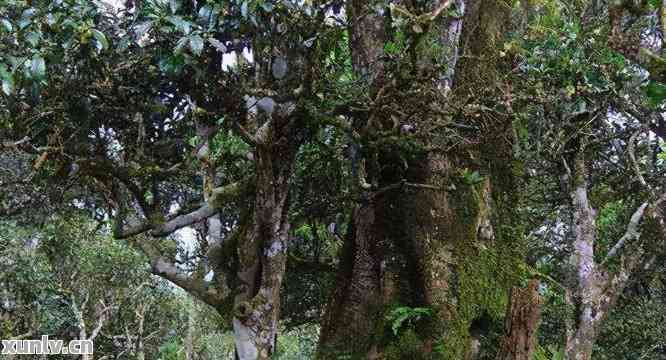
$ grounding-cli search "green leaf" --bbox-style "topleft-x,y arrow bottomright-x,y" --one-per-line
658,142 -> 666,161
169,0 -> 180,13
134,21 -> 153,40
0,66 -> 14,96
19,8 -> 36,29
645,80 -> 666,106
158,54 -> 185,76
197,5 -> 219,29
385,306 -> 432,336
648,0 -> 662,9
261,2 -> 274,12
189,35 -> 204,55
167,15 -> 191,34
241,1 -> 249,18
25,31 -> 40,47
91,29 -> 109,50
31,55 -> 46,79
45,13 -> 58,26
118,36 -> 131,51
174,36 -> 189,54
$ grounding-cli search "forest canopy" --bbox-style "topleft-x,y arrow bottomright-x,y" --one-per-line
0,0 -> 665,359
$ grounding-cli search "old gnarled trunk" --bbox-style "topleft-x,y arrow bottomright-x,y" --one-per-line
319,0 -> 523,358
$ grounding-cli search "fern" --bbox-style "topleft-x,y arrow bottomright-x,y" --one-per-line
385,306 -> 433,336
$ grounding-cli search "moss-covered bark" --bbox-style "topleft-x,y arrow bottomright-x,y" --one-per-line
319,0 -> 525,359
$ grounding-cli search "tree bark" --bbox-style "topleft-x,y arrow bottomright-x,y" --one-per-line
496,280 -> 541,360
230,102 -> 303,359
317,0 -> 387,357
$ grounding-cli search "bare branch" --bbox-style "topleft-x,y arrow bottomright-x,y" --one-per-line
126,236 -> 227,307
150,204 -> 217,237
628,129 -> 652,194
114,181 -> 245,239
0,136 -> 30,150
90,300 -> 113,341
602,202 -> 649,266
430,0 -> 455,20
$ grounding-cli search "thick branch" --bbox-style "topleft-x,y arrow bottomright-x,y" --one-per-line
114,181 -> 245,239
89,301 -> 113,341
131,238 -> 227,307
570,151 -> 598,290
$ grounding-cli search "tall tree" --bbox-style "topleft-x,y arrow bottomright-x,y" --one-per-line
515,1 -> 666,358
319,0 -> 525,358
0,0 -> 344,357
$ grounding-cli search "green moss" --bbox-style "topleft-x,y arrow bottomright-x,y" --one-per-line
433,174 -> 524,359
385,329 -> 427,360
438,248 -> 509,359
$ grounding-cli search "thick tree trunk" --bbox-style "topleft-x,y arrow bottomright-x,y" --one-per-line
318,202 -> 383,356
496,280 -> 541,360
317,1 -> 387,357
320,0 -> 522,358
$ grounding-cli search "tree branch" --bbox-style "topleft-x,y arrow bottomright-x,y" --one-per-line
627,129 -> 652,195
127,236 -> 228,308
233,121 -> 257,147
601,202 -> 648,266
114,181 -> 246,239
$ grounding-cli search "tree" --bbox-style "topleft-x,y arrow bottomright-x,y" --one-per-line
318,0 -> 525,358
2,0 -> 666,359
0,215 -> 184,360
1,0 -> 346,357
515,1 -> 666,359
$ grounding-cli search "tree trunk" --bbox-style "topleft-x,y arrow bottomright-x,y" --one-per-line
318,202 -> 384,356
230,105 -> 302,359
317,0 -> 387,357
496,280 -> 541,360
561,145 -> 666,360
319,0 -> 522,358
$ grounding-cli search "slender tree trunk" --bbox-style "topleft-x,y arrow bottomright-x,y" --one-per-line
562,145 -> 666,360
231,106 -> 303,359
134,303 -> 147,360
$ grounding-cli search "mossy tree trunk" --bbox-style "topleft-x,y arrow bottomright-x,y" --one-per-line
319,0 -> 524,359
317,0 -> 388,356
